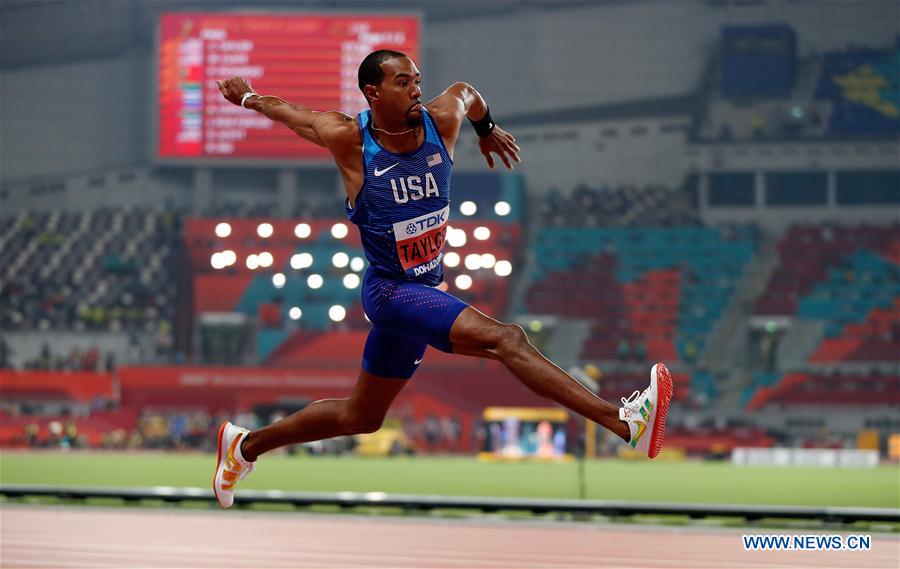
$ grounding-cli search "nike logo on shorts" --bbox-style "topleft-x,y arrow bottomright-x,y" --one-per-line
414,357 -> 424,365
374,163 -> 399,177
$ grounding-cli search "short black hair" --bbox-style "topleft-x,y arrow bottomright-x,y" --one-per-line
358,49 -> 408,103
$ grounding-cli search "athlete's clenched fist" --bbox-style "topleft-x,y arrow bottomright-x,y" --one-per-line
217,77 -> 254,107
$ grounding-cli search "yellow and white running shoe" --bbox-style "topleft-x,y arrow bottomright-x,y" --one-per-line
619,363 -> 674,459
213,421 -> 255,508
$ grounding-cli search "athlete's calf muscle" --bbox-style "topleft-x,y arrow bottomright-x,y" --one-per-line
449,307 -> 525,357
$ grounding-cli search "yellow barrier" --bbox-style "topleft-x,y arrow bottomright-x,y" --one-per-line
857,429 -> 879,452
355,427 -> 411,457
482,407 -> 569,422
617,446 -> 686,461
888,433 -> 900,460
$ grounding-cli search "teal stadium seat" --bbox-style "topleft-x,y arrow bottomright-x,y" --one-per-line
526,226 -> 757,362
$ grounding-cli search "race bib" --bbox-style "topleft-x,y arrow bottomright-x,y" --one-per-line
392,206 -> 449,278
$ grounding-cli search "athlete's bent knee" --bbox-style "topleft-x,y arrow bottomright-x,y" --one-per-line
342,411 -> 384,435
496,323 -> 529,357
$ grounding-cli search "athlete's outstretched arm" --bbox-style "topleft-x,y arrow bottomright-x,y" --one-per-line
430,82 -> 521,170
217,77 -> 351,148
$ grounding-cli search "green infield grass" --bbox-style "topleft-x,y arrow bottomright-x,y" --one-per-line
1,452 -> 897,508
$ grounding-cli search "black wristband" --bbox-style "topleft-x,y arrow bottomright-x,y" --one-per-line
468,107 -> 495,138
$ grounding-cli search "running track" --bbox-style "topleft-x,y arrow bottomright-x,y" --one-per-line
1,505 -> 897,568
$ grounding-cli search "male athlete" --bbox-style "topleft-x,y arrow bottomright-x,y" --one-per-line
213,50 -> 672,508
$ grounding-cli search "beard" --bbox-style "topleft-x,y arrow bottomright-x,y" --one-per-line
405,114 -> 423,128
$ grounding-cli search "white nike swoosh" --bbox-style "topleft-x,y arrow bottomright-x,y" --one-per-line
414,357 -> 424,365
374,163 -> 399,177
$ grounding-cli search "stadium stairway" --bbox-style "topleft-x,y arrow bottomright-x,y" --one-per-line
703,232 -> 780,370
706,232 -> 783,414
504,191 -> 542,333
545,319 -> 593,370
775,319 -> 827,369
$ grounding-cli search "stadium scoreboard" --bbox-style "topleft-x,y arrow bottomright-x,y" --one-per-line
158,12 -> 419,162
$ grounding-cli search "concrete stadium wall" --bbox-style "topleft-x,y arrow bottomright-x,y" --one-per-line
0,50 -> 149,181
1,168 -> 191,213
452,115 -> 691,190
427,1 -> 899,117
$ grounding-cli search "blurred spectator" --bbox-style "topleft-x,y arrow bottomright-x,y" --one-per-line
0,338 -> 11,368
156,321 -> 174,362
83,346 -> 99,371
66,348 -> 83,371
425,415 -> 439,451
751,114 -> 765,139
633,341 -> 647,362
718,123 -> 733,141
25,422 -> 39,448
617,339 -> 630,361
104,352 -> 116,373
440,416 -> 462,450
47,421 -> 62,447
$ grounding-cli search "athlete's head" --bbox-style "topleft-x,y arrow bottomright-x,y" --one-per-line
358,49 -> 422,127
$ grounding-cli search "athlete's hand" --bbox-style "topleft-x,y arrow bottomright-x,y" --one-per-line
478,126 -> 521,170
217,77 -> 254,107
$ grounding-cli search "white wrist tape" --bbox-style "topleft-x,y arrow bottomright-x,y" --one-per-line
240,92 -> 257,108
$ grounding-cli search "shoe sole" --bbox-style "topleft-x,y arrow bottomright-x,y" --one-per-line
648,363 -> 674,459
213,421 -> 228,508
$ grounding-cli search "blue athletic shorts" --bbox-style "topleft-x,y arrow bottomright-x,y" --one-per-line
360,269 -> 469,379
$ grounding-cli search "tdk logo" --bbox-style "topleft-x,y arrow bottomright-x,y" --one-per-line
392,206 -> 451,241
413,211 -> 446,232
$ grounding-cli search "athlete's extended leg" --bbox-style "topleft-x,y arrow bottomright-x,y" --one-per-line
450,307 -> 631,441
213,328 -> 424,508
239,370 -> 407,461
